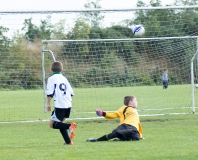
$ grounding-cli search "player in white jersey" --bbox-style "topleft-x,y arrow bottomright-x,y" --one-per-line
46,61 -> 76,145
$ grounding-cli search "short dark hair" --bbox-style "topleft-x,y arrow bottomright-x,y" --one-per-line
51,61 -> 63,72
124,95 -> 135,106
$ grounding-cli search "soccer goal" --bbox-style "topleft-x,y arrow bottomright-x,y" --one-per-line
42,36 -> 198,117
40,6 -> 198,117
1,5 -> 198,122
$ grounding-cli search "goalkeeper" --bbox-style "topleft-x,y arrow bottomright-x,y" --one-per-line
87,95 -> 143,142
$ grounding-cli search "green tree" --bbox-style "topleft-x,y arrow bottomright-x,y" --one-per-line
0,25 -> 10,47
22,18 -> 40,42
52,19 -> 67,40
67,18 -> 90,40
64,19 -> 90,56
6,31 -> 43,89
174,0 -> 198,5
0,25 -> 10,63
39,16 -> 54,40
178,6 -> 198,36
83,0 -> 104,27
0,25 -> 10,88
22,16 -> 54,42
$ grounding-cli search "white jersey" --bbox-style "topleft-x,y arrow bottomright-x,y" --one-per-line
46,73 -> 74,109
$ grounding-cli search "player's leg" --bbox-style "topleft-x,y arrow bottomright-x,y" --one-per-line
87,125 -> 125,142
64,108 -> 77,140
163,81 -> 165,89
60,129 -> 73,145
50,108 -> 74,145
124,125 -> 140,141
49,119 -> 54,128
86,134 -> 110,142
164,81 -> 168,89
50,108 -> 74,129
166,81 -> 168,89
131,131 -> 140,141
87,131 -> 121,142
50,109 -> 71,129
104,131 -> 121,140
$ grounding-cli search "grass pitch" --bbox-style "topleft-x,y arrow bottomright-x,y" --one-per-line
0,85 -> 198,159
0,114 -> 198,160
0,85 -> 197,122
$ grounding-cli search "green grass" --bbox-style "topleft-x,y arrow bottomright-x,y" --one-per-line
0,86 -> 198,159
0,85 -> 197,121
0,114 -> 198,160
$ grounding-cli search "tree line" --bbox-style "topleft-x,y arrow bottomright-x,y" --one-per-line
0,0 -> 198,89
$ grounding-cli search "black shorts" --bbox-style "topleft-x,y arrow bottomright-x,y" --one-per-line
50,108 -> 71,122
113,124 -> 140,141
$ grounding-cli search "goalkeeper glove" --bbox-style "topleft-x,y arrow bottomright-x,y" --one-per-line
96,109 -> 103,116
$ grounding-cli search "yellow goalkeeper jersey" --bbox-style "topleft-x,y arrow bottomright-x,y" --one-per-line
105,105 -> 143,138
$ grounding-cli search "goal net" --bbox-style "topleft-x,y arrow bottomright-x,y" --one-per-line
42,37 -> 197,117
0,5 -> 198,122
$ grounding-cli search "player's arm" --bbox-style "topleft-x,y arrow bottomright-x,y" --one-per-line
95,109 -> 120,119
105,111 -> 120,119
46,96 -> 52,111
46,78 -> 55,112
161,74 -> 164,80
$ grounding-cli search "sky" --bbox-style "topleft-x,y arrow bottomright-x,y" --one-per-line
0,0 -> 175,38
0,0 -> 174,10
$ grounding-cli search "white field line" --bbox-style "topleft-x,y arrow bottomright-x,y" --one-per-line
0,112 -> 196,124
72,106 -> 198,113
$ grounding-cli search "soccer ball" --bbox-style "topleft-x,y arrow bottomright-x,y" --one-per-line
195,84 -> 198,88
132,25 -> 145,37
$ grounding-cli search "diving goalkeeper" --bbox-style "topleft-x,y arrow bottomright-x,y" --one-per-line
87,95 -> 144,142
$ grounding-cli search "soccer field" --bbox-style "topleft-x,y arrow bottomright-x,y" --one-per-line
0,114 -> 198,160
0,86 -> 198,159
1,4 -> 198,159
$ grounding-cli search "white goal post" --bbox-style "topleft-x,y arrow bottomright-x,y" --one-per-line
41,49 -> 56,112
190,39 -> 198,113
